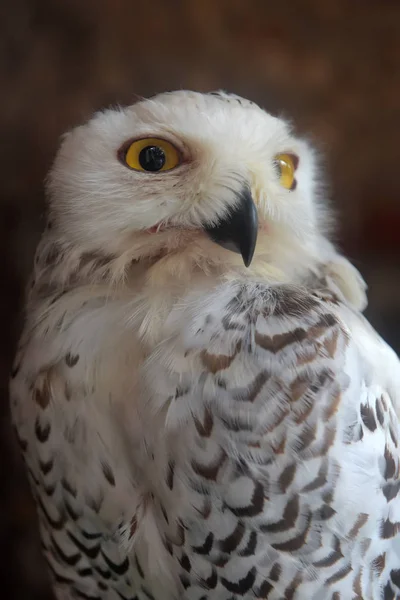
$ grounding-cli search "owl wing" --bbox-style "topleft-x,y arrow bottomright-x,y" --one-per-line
10,301 -> 143,600
154,282 -> 400,599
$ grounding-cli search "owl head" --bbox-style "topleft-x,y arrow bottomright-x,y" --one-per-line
45,90 -> 364,305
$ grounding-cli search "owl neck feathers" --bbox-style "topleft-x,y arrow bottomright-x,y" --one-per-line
29,228 -> 366,347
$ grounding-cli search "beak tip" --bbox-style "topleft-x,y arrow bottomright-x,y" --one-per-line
204,184 -> 258,267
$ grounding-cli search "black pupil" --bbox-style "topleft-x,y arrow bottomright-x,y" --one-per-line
139,145 -> 166,171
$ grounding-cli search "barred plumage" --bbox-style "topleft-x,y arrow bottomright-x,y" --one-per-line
10,90 -> 400,600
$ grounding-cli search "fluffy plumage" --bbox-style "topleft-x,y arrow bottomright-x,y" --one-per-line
10,90 -> 400,600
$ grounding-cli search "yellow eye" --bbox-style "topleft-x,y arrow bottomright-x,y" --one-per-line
121,137 -> 181,172
274,153 -> 298,190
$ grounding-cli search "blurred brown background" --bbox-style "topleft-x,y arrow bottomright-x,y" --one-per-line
1,1 -> 399,598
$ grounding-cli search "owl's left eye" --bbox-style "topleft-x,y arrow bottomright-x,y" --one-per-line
121,137 -> 181,172
273,153 -> 298,190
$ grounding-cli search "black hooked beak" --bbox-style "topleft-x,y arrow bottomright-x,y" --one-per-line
204,185 -> 258,267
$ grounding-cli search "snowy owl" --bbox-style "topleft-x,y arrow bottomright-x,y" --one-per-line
10,90 -> 400,600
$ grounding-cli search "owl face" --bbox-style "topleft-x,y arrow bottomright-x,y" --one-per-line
47,90 -> 325,270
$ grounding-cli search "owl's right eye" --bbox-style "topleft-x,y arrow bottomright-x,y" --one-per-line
120,137 -> 181,172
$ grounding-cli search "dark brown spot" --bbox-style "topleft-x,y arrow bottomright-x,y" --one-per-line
293,399 -> 314,424
325,563 -> 352,585
290,373 -> 312,402
65,499 -> 79,521
381,517 -> 400,539
94,565 -> 111,579
383,480 -> 400,502
34,371 -> 53,409
44,483 -> 56,496
372,553 -> 386,576
255,328 -> 307,353
262,405 -> 290,433
272,290 -> 319,319
376,398 -> 385,426
272,436 -> 286,454
353,568 -> 363,597
279,463 -> 296,493
239,531 -> 257,557
323,490 -> 334,504
390,569 -> 400,589
389,424 -> 398,448
174,385 -> 190,399
39,458 -> 53,475
65,352 -> 79,367
160,503 -> 169,524
221,567 -> 256,594
130,516 -> 137,539
296,347 -> 319,366
51,535 -> 81,566
179,574 -> 190,590
167,461 -> 175,490
271,511 -> 311,552
307,314 -> 337,338
360,403 -> 377,432
192,532 -> 214,555
191,449 -> 227,481
222,314 -> 246,331
309,425 -> 336,458
98,582 -> 108,592
194,406 -> 214,437
301,459 -> 328,492
80,529 -> 102,541
261,495 -> 299,533
317,504 -> 336,520
196,498 -> 212,519
201,341 -> 241,374
270,563 -> 282,582
235,370 -> 270,403
101,462 -> 116,486
256,580 -> 273,598
226,479 -> 265,517
219,415 -> 253,432
383,582 -> 395,600
348,513 -> 369,538
67,531 -> 100,560
201,567 -> 217,589
296,423 -> 317,452
283,573 -> 302,600
11,363 -> 20,379
164,538 -> 173,556
324,390 -> 342,422
212,554 -> 229,568
218,521 -> 245,553
384,445 -> 397,480
86,492 -> 104,514
101,551 -> 129,576
180,553 -> 191,572
35,417 -> 51,443
43,244 -> 60,266
48,562 -> 74,586
313,535 -> 343,567
323,330 -> 339,358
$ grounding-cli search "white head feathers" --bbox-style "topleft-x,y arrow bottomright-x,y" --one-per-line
43,90 -> 366,309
